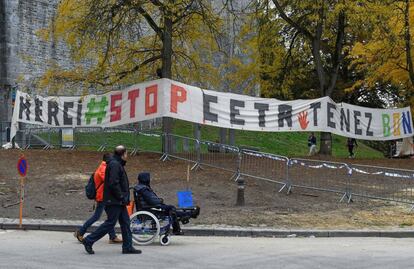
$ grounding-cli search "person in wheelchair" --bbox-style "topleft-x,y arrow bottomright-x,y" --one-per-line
134,172 -> 199,235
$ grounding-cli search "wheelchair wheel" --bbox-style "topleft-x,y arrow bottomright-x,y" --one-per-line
160,235 -> 171,246
130,211 -> 160,245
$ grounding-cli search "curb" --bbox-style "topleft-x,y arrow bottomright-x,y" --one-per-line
2,219 -> 414,238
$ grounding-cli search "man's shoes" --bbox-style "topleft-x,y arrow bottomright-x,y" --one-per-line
74,230 -> 84,243
109,236 -> 123,244
82,240 -> 95,255
122,247 -> 142,254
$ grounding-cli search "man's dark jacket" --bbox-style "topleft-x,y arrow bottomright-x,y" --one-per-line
103,155 -> 130,206
134,173 -> 162,208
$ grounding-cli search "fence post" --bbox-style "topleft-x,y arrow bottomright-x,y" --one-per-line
26,129 -> 31,149
230,149 -> 242,181
279,158 -> 292,194
340,164 -> 353,203
131,129 -> 138,156
236,177 -> 245,206
160,133 -> 170,161
102,127 -> 108,151
191,124 -> 202,170
191,139 -> 202,171
72,128 -> 77,150
43,128 -> 51,150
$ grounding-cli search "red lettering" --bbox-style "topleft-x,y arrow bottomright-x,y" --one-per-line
145,85 -> 158,115
110,93 -> 122,122
170,84 -> 187,113
128,89 -> 140,118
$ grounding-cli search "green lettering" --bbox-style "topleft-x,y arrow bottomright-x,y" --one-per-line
382,114 -> 391,137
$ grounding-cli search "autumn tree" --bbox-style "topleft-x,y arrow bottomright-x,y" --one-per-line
350,0 -> 414,109
225,3 -> 317,100
226,0 -> 364,155
42,0 -> 225,88
40,0 -> 227,145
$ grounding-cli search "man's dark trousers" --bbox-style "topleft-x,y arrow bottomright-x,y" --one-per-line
79,202 -> 116,239
84,205 -> 132,250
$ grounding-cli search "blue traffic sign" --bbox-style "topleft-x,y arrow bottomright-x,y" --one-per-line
17,156 -> 28,177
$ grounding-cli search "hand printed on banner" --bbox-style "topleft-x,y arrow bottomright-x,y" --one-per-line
298,111 -> 309,130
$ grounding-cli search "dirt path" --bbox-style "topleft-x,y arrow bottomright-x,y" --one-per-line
1,150 -> 414,229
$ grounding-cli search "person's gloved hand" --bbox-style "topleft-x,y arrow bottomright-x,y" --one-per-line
121,195 -> 129,205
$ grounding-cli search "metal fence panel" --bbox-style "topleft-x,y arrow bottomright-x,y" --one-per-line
289,158 -> 350,196
350,164 -> 414,204
164,134 -> 199,163
103,127 -> 137,153
136,131 -> 163,154
198,140 -> 239,173
73,127 -> 105,150
7,124 -> 414,207
24,127 -> 52,149
240,149 -> 288,186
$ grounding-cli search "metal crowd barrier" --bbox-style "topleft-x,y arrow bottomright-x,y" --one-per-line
198,140 -> 240,173
162,134 -> 199,164
349,164 -> 414,204
5,126 -> 414,208
136,131 -> 163,155
24,127 -> 52,149
289,158 -> 352,202
102,127 -> 138,154
240,149 -> 289,189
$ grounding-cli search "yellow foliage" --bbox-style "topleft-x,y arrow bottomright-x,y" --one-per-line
349,0 -> 414,94
38,0 -> 225,93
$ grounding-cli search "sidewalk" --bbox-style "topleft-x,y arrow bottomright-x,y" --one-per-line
2,218 -> 414,238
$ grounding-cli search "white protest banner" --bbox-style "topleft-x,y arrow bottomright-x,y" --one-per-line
10,78 -> 413,141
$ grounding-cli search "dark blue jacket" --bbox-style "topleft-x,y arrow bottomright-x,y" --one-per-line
134,172 -> 163,209
103,155 -> 130,206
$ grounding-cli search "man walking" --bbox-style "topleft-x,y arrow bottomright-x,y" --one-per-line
347,138 -> 358,158
82,145 -> 141,255
74,153 -> 122,244
308,132 -> 317,156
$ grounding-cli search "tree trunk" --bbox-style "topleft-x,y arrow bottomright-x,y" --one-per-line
273,1 -> 346,156
404,0 -> 414,87
319,132 -> 332,155
219,128 -> 227,144
161,9 -> 174,154
228,129 -> 236,146
311,39 -> 332,155
218,128 -> 227,153
311,9 -> 345,156
161,13 -> 173,79
193,123 -> 201,141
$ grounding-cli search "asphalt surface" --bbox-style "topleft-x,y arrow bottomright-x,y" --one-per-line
0,230 -> 412,269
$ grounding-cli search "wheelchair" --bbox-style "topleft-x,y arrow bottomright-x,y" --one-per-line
129,189 -> 200,246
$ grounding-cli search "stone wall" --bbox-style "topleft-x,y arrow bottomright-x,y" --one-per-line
0,0 -> 12,122
14,0 -> 72,89
0,0 -> 73,122
0,0 -> 254,123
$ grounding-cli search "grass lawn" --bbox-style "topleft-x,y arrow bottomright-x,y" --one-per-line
36,119 -> 384,159
171,120 -> 384,159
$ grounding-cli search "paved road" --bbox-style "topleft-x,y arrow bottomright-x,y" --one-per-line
0,230 -> 412,269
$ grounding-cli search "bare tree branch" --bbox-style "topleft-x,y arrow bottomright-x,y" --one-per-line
271,0 -> 314,40
135,6 -> 163,39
